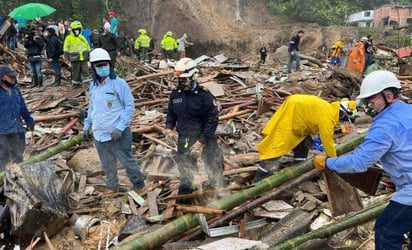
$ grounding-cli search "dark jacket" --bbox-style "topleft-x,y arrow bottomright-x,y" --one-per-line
288,34 -> 301,52
97,32 -> 120,52
24,35 -> 44,57
166,83 -> 219,144
0,85 -> 35,134
45,34 -> 62,59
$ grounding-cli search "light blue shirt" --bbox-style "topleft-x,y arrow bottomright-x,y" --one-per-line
178,37 -> 187,51
84,76 -> 135,142
327,100 -> 412,206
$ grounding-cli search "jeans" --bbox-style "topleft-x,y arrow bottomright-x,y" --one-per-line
375,200 -> 412,250
287,50 -> 300,73
49,59 -> 61,77
93,128 -> 144,190
28,58 -> 42,78
0,133 -> 25,172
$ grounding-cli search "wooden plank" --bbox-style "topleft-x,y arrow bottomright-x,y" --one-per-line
163,183 -> 179,220
147,191 -> 159,217
77,174 -> 87,197
128,196 -> 138,215
323,169 -> 363,217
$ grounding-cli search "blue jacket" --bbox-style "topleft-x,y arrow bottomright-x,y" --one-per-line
166,83 -> 219,144
0,85 -> 35,134
84,76 -> 135,142
327,100 -> 412,206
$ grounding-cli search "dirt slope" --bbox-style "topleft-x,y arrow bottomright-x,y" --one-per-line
115,0 -> 357,58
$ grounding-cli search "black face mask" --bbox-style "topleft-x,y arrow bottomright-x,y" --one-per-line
1,79 -> 15,88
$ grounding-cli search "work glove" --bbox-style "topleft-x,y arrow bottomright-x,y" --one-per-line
111,128 -> 123,141
313,156 -> 328,171
164,129 -> 177,146
77,110 -> 87,120
83,129 -> 92,141
190,141 -> 203,159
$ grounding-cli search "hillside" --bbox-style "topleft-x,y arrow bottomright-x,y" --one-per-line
114,0 -> 359,58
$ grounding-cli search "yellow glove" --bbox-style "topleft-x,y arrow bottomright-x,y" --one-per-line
314,156 -> 328,171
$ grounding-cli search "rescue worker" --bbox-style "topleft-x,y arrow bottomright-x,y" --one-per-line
63,21 -> 91,88
97,25 -> 120,67
347,37 -> 366,73
330,35 -> 346,66
164,58 -> 223,195
314,70 -> 412,250
134,28 -> 152,63
161,31 -> 178,60
0,65 -> 35,171
254,94 -> 357,181
82,48 -> 145,192
287,30 -> 304,74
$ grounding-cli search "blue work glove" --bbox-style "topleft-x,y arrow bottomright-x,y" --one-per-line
83,129 -> 92,141
111,128 -> 123,141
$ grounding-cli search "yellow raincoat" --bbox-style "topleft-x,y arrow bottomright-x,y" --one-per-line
257,95 -> 340,160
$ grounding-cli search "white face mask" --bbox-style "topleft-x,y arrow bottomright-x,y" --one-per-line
74,30 -> 80,36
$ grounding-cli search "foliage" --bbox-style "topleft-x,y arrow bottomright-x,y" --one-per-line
267,0 -> 412,26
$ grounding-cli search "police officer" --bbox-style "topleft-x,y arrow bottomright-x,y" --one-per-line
164,58 -> 223,195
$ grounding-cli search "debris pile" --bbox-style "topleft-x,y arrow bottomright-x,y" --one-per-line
0,42 -> 411,249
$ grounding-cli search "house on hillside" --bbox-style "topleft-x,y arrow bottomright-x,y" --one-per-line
347,4 -> 412,29
347,10 -> 374,27
373,4 -> 412,29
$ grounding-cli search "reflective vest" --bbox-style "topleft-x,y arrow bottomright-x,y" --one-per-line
161,36 -> 177,51
134,34 -> 151,49
63,33 -> 91,61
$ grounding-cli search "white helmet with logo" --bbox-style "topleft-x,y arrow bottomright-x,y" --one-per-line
174,58 -> 199,78
90,48 -> 111,63
357,70 -> 401,99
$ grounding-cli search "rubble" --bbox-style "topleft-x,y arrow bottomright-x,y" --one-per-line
0,41 -> 411,249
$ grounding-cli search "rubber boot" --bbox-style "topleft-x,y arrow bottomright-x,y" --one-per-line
29,76 -> 37,88
37,76 -> 43,87
52,75 -> 61,86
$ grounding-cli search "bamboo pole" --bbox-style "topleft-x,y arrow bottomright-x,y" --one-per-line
271,195 -> 391,250
117,133 -> 367,250
33,112 -> 78,122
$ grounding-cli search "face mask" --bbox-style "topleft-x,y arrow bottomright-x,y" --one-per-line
178,78 -> 193,91
74,30 -> 80,36
2,79 -> 15,88
363,102 -> 378,117
95,66 -> 110,78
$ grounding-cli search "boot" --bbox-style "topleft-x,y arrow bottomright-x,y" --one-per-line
51,75 -> 61,86
28,76 -> 37,88
37,76 -> 43,87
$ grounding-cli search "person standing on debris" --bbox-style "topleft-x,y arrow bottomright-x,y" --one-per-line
164,58 -> 224,195
161,31 -> 178,60
347,37 -> 366,73
97,25 -> 120,67
108,10 -> 119,37
134,28 -> 152,63
330,35 -> 346,66
259,44 -> 268,64
0,65 -> 35,170
82,48 -> 145,192
363,35 -> 375,71
313,70 -> 412,250
63,21 -> 91,88
254,94 -> 357,181
23,26 -> 44,88
45,26 -> 63,86
287,30 -> 304,74
177,33 -> 193,59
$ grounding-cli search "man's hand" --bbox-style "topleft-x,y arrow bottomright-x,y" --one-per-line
83,129 -> 92,141
314,156 -> 328,171
111,128 -> 123,141
190,141 -> 203,159
77,110 -> 87,120
164,129 -> 176,146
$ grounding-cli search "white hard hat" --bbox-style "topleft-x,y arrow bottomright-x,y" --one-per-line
174,57 -> 199,78
360,37 -> 368,42
357,70 -> 401,99
90,48 -> 111,63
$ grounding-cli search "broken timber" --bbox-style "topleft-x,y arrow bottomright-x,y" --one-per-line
117,133 -> 367,250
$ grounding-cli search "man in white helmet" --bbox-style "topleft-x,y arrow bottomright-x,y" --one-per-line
314,70 -> 412,249
82,48 -> 145,193
164,58 -> 223,197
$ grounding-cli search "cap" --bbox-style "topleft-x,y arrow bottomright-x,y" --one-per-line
0,65 -> 18,78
